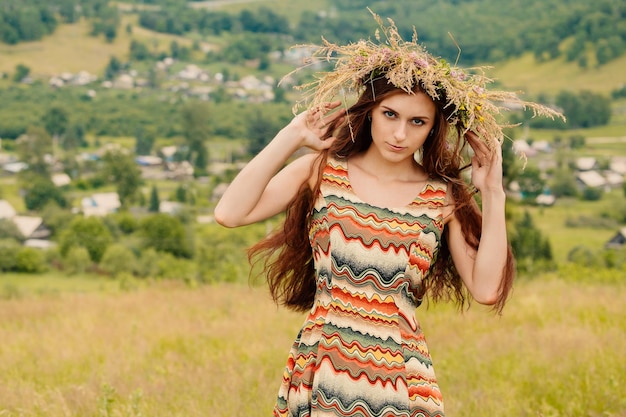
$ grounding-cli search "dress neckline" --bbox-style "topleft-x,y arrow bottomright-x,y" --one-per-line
341,157 -> 433,210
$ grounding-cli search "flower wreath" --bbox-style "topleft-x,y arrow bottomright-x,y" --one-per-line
284,9 -> 564,145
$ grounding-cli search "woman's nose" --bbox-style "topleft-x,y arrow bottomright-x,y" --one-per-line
393,123 -> 407,141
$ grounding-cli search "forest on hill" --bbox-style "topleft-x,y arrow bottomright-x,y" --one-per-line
2,0 -> 625,67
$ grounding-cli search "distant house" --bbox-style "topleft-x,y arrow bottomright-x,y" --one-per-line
0,199 -> 17,219
24,239 -> 56,250
165,160 -> 194,179
136,155 -> 163,167
605,227 -> 626,249
576,171 -> 606,189
12,216 -> 50,239
3,162 -> 27,174
159,146 -> 178,162
113,74 -> 134,89
81,192 -> 121,216
52,173 -> 71,187
576,157 -> 598,171
605,171 -> 625,188
0,199 -> 51,242
610,157 -> 626,175
536,194 -> 556,206
159,201 -> 183,215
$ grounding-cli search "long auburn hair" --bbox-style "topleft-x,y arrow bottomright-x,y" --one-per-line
249,78 -> 515,314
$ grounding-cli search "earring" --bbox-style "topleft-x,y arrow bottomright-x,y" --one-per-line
367,113 -> 371,121
429,129 -> 434,137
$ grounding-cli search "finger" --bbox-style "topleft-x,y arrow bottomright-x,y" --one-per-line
466,131 -> 489,154
317,111 -> 347,131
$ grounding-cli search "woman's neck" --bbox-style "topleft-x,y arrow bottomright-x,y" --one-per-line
351,148 -> 423,182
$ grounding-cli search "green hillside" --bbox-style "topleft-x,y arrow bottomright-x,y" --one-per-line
0,14 -> 623,97
0,15 -> 195,77
489,52 -> 626,96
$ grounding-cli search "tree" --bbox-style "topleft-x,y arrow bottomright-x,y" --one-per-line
101,150 -> 143,207
140,213 -> 193,258
247,109 -> 282,155
175,184 -> 187,203
511,211 -> 553,273
42,106 -> 69,159
180,102 -> 211,171
13,63 -> 30,82
100,244 -> 136,277
129,40 -> 151,61
59,216 -> 113,263
16,247 -> 46,273
556,90 -> 611,128
62,123 -> 87,150
550,168 -> 579,198
0,219 -> 24,241
149,185 -> 160,212
59,0 -> 79,23
104,56 -> 122,80
16,126 -> 52,177
0,239 -> 21,272
15,7 -> 46,41
516,166 -> 546,201
135,126 -> 156,155
64,246 -> 91,275
23,178 -> 68,211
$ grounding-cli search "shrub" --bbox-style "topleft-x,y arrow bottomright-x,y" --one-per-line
140,214 -> 193,258
0,239 -> 20,271
155,252 -> 196,281
64,246 -> 92,275
511,211 -> 554,274
581,187 -> 603,201
59,216 -> 113,263
100,244 -> 136,277
15,247 -> 46,273
136,248 -> 160,278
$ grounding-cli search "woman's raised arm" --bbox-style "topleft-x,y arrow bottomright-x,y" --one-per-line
214,102 -> 344,227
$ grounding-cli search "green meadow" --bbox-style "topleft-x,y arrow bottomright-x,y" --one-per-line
0,275 -> 624,416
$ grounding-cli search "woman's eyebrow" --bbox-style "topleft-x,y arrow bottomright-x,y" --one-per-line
380,105 -> 431,120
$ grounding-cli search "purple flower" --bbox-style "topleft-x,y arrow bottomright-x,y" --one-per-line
414,58 -> 429,68
451,70 -> 466,81
381,48 -> 394,63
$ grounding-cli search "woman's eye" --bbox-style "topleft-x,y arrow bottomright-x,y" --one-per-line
384,110 -> 395,118
412,119 -> 425,126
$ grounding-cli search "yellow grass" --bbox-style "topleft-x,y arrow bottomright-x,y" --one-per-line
489,52 -> 626,96
0,16 -> 195,77
0,277 -> 624,416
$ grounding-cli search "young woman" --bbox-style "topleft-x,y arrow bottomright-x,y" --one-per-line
215,15 -> 560,417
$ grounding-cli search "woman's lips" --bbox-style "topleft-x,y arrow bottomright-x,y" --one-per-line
386,142 -> 406,152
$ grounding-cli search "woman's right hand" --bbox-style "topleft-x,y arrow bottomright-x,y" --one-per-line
286,101 -> 346,151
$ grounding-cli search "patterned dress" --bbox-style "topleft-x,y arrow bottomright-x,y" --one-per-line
274,156 -> 447,417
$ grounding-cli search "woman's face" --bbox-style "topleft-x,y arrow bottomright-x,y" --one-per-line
369,90 -> 437,163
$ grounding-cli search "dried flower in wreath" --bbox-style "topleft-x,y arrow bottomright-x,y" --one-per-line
282,9 -> 565,146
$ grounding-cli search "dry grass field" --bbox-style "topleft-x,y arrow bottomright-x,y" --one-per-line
0,15 -> 195,77
0,275 -> 624,416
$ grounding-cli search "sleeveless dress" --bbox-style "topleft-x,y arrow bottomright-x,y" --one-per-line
274,156 -> 447,417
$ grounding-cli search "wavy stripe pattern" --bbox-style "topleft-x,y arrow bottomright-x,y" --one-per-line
275,157 -> 447,417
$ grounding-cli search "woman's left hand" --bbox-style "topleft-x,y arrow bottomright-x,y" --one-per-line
465,131 -> 504,194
